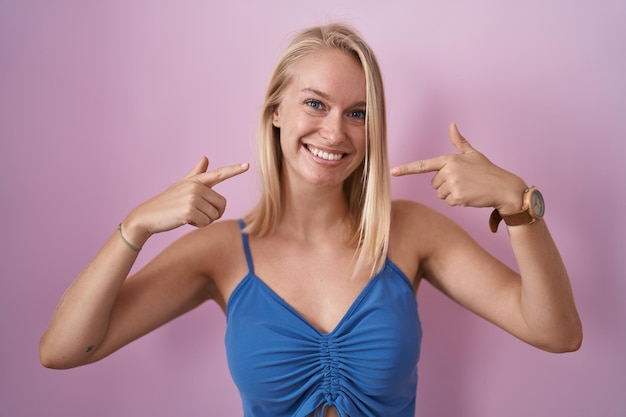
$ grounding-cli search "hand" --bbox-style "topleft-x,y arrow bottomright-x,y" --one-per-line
123,157 -> 249,243
391,122 -> 527,213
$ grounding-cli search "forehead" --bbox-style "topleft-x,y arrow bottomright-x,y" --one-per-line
288,48 -> 366,103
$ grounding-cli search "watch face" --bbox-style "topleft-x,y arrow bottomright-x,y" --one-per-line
530,189 -> 545,218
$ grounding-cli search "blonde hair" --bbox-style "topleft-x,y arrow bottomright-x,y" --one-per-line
245,23 -> 391,275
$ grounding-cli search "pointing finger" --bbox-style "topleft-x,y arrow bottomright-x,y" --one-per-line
391,155 -> 448,176
448,122 -> 475,154
197,162 -> 250,187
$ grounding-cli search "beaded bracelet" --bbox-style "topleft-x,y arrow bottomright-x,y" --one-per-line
117,223 -> 142,252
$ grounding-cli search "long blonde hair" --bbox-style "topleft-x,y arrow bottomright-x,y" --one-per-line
245,23 -> 391,275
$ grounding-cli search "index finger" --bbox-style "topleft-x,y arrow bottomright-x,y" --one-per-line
391,155 -> 447,177
197,162 -> 250,187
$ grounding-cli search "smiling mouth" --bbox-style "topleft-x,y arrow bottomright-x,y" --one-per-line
305,144 -> 345,161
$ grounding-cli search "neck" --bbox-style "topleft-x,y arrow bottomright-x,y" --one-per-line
276,179 -> 353,242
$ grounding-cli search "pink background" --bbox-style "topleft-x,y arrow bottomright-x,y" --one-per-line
1,1 -> 624,416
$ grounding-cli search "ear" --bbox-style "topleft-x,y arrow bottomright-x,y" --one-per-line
272,107 -> 281,128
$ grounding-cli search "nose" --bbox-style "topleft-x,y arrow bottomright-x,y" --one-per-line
320,112 -> 345,144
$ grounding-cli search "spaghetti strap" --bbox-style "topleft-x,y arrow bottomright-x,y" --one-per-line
238,219 -> 255,275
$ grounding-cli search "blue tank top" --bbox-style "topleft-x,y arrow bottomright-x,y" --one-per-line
225,220 -> 422,416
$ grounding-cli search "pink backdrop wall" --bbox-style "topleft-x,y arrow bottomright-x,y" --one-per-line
1,1 -> 624,416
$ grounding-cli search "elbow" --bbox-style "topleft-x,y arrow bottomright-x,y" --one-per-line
40,355 -> 63,370
39,341 -> 65,370
562,317 -> 584,353
545,336 -> 582,353
558,328 -> 583,353
39,335 -> 54,369
39,336 -> 80,370
39,348 -> 63,370
542,322 -> 584,353
39,349 -> 82,370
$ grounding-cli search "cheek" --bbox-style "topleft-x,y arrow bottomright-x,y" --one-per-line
295,114 -> 322,135
351,128 -> 367,154
282,113 -> 318,139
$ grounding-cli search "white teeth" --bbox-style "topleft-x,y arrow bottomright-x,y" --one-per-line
307,145 -> 343,161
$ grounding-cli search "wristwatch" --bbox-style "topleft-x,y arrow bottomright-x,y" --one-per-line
489,186 -> 545,233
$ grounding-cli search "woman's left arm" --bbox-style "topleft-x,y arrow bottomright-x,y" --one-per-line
391,122 -> 582,352
504,217 -> 582,351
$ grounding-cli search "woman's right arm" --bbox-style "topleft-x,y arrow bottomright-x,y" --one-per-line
39,157 -> 249,369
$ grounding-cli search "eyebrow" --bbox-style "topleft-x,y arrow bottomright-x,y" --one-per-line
301,88 -> 366,108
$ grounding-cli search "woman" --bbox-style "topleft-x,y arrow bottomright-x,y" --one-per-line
40,24 -> 582,417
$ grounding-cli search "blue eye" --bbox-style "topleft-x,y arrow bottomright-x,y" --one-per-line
349,110 -> 366,120
306,100 -> 323,110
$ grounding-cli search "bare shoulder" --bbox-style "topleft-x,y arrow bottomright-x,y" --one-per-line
139,218 -> 248,310
183,218 -> 243,256
181,218 -> 247,269
156,219 -> 242,268
389,200 -> 472,285
391,199 -> 439,228
185,219 -> 249,306
390,199 -> 461,241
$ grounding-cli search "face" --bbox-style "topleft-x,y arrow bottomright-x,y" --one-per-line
272,48 -> 367,190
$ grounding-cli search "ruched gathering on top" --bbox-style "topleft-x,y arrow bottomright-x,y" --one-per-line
225,220 -> 422,417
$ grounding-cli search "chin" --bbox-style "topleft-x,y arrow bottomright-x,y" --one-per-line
304,170 -> 348,188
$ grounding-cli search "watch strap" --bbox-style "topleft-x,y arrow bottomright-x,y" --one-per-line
489,208 -> 534,233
